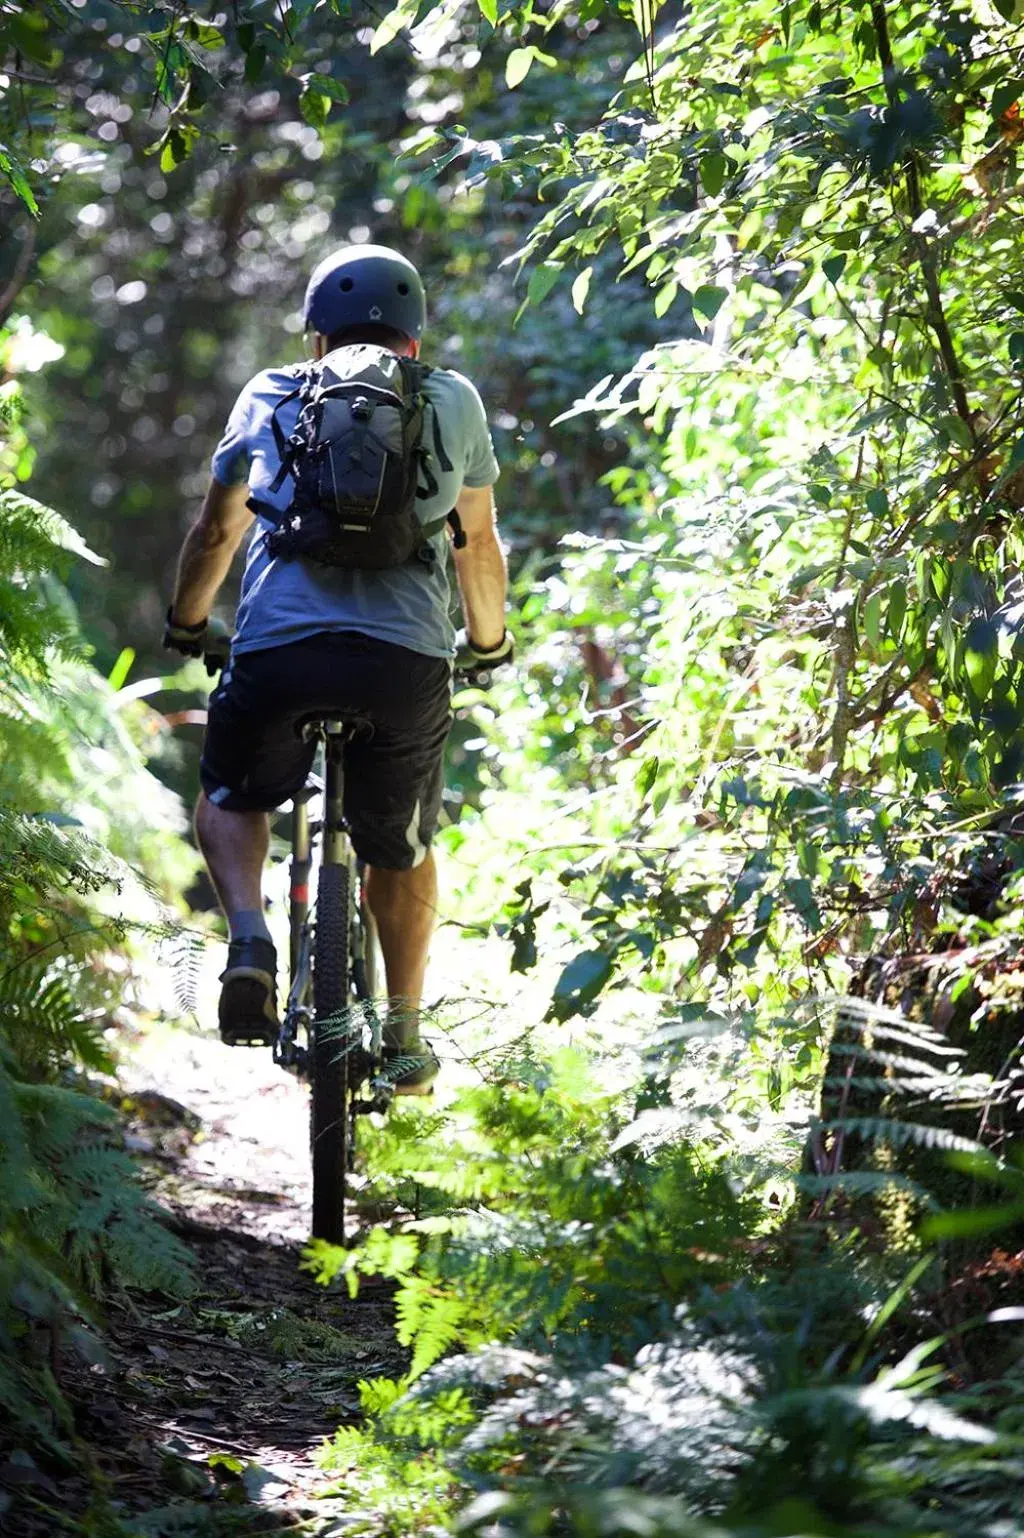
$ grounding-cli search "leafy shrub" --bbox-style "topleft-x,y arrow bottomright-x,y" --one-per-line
0,354 -> 195,1461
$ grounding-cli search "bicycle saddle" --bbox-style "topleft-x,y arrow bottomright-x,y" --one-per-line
294,712 -> 374,745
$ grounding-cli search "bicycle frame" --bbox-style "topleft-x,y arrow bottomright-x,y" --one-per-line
274,722 -> 389,1116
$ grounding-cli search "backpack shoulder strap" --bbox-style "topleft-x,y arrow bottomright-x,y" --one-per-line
268,365 -> 318,492
401,361 -> 464,547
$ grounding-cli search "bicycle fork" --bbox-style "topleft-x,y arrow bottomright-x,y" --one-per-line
275,789 -> 315,1073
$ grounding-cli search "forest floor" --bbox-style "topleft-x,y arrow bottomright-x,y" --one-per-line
44,1018 -> 410,1538
14,873 -> 612,1536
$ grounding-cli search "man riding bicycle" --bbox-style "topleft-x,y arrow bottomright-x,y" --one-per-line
163,244 -> 511,1095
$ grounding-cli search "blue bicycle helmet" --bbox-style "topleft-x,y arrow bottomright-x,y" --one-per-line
303,244 -> 427,341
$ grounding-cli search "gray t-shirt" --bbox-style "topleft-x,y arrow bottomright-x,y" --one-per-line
210,359 -> 499,659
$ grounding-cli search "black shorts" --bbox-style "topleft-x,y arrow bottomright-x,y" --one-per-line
200,631 -> 452,871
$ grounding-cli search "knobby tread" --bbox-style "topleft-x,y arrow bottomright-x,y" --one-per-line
311,861 -> 352,1244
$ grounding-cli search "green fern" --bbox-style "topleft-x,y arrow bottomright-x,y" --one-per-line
813,1118 -> 989,1156
0,470 -> 197,1469
0,962 -> 112,1075
0,486 -> 102,671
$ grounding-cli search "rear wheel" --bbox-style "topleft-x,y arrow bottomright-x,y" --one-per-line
311,861 -> 352,1244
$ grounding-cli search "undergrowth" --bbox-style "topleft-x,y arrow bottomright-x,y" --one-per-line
304,1020 -> 1024,1537
1,363 -> 196,1491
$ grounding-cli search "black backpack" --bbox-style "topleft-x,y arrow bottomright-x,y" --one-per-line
248,344 -> 463,570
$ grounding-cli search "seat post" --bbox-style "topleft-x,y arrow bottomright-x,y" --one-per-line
290,798 -> 311,979
323,728 -> 347,867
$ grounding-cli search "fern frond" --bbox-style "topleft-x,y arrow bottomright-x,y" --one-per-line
795,1170 -> 939,1206
0,962 -> 112,1075
814,1119 -> 990,1156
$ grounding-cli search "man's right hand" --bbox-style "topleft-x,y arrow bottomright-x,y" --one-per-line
163,607 -> 208,658
456,629 -> 514,671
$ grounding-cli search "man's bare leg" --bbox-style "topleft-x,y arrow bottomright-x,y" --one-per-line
194,791 -> 269,921
194,791 -> 277,1040
365,854 -> 437,1079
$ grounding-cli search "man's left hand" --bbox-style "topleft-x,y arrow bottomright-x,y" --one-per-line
457,629 -> 514,671
163,607 -> 208,658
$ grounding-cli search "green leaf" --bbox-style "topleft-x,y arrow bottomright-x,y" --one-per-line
785,877 -> 822,932
477,0 -> 497,22
571,266 -> 592,315
208,1452 -> 245,1475
506,47 -> 534,89
862,590 -> 883,648
636,755 -> 660,800
305,73 -> 349,104
991,0 -> 1017,21
157,124 -> 199,173
549,949 -> 614,1020
937,413 -> 973,450
527,261 -> 561,306
1009,332 -> 1024,367
865,488 -> 889,518
371,1 -> 416,55
654,280 -> 677,318
964,616 -> 998,702
699,151 -> 728,198
0,145 -> 39,217
244,42 -> 267,83
693,285 -> 728,321
299,86 -> 331,129
822,254 -> 846,284
923,1202 -> 1024,1240
992,78 -> 1023,117
887,584 -> 907,641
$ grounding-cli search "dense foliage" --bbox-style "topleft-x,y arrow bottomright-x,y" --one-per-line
3,0 -> 1024,1531
0,327 -> 194,1476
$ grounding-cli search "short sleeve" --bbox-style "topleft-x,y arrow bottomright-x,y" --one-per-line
456,374 -> 500,489
210,383 -> 253,487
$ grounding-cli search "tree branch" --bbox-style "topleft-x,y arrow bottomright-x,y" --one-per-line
0,223 -> 36,328
870,0 -> 977,447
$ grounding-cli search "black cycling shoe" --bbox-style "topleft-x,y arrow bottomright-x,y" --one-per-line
383,1038 -> 440,1097
218,936 -> 278,1047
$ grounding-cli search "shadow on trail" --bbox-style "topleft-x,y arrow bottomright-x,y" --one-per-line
56,1020 -> 407,1537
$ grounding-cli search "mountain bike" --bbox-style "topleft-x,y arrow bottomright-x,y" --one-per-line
202,652 -> 401,1248
277,711 -> 396,1247
202,644 -> 492,1247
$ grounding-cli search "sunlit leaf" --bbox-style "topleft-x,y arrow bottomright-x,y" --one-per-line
964,616 -> 998,702
506,47 -> 534,88
0,145 -> 40,218
371,1 -> 417,54
699,151 -> 728,198
571,266 -> 592,315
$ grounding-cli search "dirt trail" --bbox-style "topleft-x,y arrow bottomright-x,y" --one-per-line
56,1020 -> 407,1536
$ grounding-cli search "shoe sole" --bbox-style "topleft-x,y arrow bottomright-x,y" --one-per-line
219,968 -> 277,1047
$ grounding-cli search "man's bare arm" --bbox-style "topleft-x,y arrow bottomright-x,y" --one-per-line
170,480 -> 254,625
452,484 -> 506,650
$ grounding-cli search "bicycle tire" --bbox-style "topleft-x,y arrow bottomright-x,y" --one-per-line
311,860 -> 352,1244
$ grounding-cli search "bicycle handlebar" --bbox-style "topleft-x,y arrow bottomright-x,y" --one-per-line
201,642 -> 506,687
